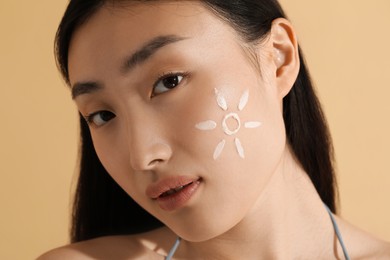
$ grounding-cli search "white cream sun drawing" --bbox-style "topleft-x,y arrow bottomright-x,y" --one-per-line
195,88 -> 262,160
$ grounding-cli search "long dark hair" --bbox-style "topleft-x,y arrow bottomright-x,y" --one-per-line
55,0 -> 337,243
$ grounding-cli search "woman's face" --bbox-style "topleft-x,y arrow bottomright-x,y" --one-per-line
69,2 -> 287,241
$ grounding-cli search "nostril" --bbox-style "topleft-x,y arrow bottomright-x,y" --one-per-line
148,158 -> 164,167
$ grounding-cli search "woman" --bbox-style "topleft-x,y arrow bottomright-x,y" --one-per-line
40,0 -> 390,259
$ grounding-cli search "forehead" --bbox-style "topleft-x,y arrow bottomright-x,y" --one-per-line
68,1 -> 239,83
81,1 -> 211,35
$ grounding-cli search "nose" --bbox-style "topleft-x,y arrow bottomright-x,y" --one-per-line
130,140 -> 172,171
126,119 -> 173,172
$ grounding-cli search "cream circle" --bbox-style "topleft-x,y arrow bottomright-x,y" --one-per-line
222,113 -> 241,136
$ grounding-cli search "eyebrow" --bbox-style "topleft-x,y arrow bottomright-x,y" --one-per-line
71,34 -> 187,99
71,81 -> 103,100
121,34 -> 187,73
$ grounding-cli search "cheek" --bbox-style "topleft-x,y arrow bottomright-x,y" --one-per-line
92,132 -> 122,173
175,79 -> 285,169
168,84 -> 285,222
92,138 -> 151,206
206,88 -> 285,199
89,131 -> 138,192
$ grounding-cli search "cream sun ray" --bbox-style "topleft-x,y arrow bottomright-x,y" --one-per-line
195,120 -> 217,130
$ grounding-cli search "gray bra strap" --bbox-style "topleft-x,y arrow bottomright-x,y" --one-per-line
324,204 -> 351,260
165,237 -> 181,260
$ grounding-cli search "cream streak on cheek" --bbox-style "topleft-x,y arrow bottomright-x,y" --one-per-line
195,88 -> 262,160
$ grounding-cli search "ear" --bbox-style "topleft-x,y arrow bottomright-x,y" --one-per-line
270,18 -> 300,99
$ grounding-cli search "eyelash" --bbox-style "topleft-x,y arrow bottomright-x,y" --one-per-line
151,71 -> 189,97
84,110 -> 116,127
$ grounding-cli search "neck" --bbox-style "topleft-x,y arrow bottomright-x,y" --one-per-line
179,147 -> 337,259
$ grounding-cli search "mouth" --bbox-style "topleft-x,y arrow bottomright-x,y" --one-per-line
146,176 -> 202,211
146,175 -> 201,199
159,181 -> 195,198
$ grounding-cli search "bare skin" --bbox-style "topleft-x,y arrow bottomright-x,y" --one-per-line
39,2 -> 390,259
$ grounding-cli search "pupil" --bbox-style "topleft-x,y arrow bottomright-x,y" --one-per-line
163,76 -> 178,89
101,111 -> 114,121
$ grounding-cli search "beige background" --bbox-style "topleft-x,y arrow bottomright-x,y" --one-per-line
0,1 -> 389,259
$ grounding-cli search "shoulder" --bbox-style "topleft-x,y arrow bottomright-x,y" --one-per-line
335,216 -> 390,259
37,227 -> 177,260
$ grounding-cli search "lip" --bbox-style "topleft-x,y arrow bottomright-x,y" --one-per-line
146,176 -> 201,211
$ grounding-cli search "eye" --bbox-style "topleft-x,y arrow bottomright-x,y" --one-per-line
85,111 -> 116,127
152,73 -> 186,97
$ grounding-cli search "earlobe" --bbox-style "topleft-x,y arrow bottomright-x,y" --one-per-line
271,18 -> 300,99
